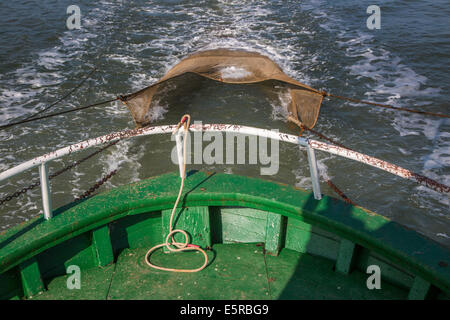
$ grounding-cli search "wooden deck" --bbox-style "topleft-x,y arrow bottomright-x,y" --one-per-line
32,243 -> 406,300
1,171 -> 449,300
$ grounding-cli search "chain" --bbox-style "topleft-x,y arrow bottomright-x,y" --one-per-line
74,169 -> 117,201
0,181 -> 41,206
288,116 -> 354,151
288,115 -> 357,205
325,179 -> 357,206
49,140 -> 119,179
0,140 -> 119,206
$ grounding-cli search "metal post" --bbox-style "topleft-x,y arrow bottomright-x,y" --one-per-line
175,131 -> 184,178
306,143 -> 322,200
39,162 -> 52,220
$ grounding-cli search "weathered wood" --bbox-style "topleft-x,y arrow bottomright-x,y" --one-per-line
220,208 -> 267,244
285,218 -> 340,260
265,213 -> 283,256
19,258 -> 45,298
92,225 -> 114,266
162,206 -> 211,252
408,276 -> 431,300
0,172 -> 448,300
335,239 -> 357,274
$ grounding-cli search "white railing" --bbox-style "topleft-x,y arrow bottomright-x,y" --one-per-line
0,123 -> 448,220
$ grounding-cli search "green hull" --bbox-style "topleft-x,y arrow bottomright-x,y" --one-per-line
0,171 -> 449,300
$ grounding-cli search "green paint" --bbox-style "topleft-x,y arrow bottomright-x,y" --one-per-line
19,258 -> 44,298
107,244 -> 269,300
27,244 -> 409,300
335,239 -> 357,274
110,212 -> 162,252
408,277 -> 432,300
0,268 -> 22,300
285,218 -> 340,260
265,248 -> 407,300
92,225 -> 114,267
33,264 -> 115,300
38,232 -> 96,281
220,207 -> 267,244
0,171 -> 448,299
265,213 -> 283,256
356,249 -> 415,290
162,206 -> 211,252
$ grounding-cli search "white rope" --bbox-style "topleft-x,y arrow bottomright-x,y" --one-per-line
144,115 -> 208,273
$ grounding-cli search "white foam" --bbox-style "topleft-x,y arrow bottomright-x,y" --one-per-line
101,139 -> 144,186
310,2 -> 449,217
0,0 -> 126,224
220,66 -> 252,80
270,89 -> 290,122
144,103 -> 169,123
108,54 -> 142,66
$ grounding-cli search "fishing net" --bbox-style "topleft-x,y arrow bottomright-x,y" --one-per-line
120,49 -> 324,128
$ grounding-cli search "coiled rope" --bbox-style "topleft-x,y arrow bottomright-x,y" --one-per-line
145,114 -> 208,273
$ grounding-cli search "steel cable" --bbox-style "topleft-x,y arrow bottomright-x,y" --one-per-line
322,91 -> 450,118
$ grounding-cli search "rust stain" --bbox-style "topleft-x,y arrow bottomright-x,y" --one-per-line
309,140 -> 450,194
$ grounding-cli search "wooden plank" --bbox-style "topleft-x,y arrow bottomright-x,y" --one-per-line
265,213 -> 283,256
92,225 -> 114,267
220,209 -> 266,244
19,258 -> 45,298
335,239 -> 357,274
285,219 -> 340,260
162,206 -> 211,252
408,276 -> 431,300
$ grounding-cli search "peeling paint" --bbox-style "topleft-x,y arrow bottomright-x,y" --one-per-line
0,124 -> 448,198
309,140 -> 449,194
